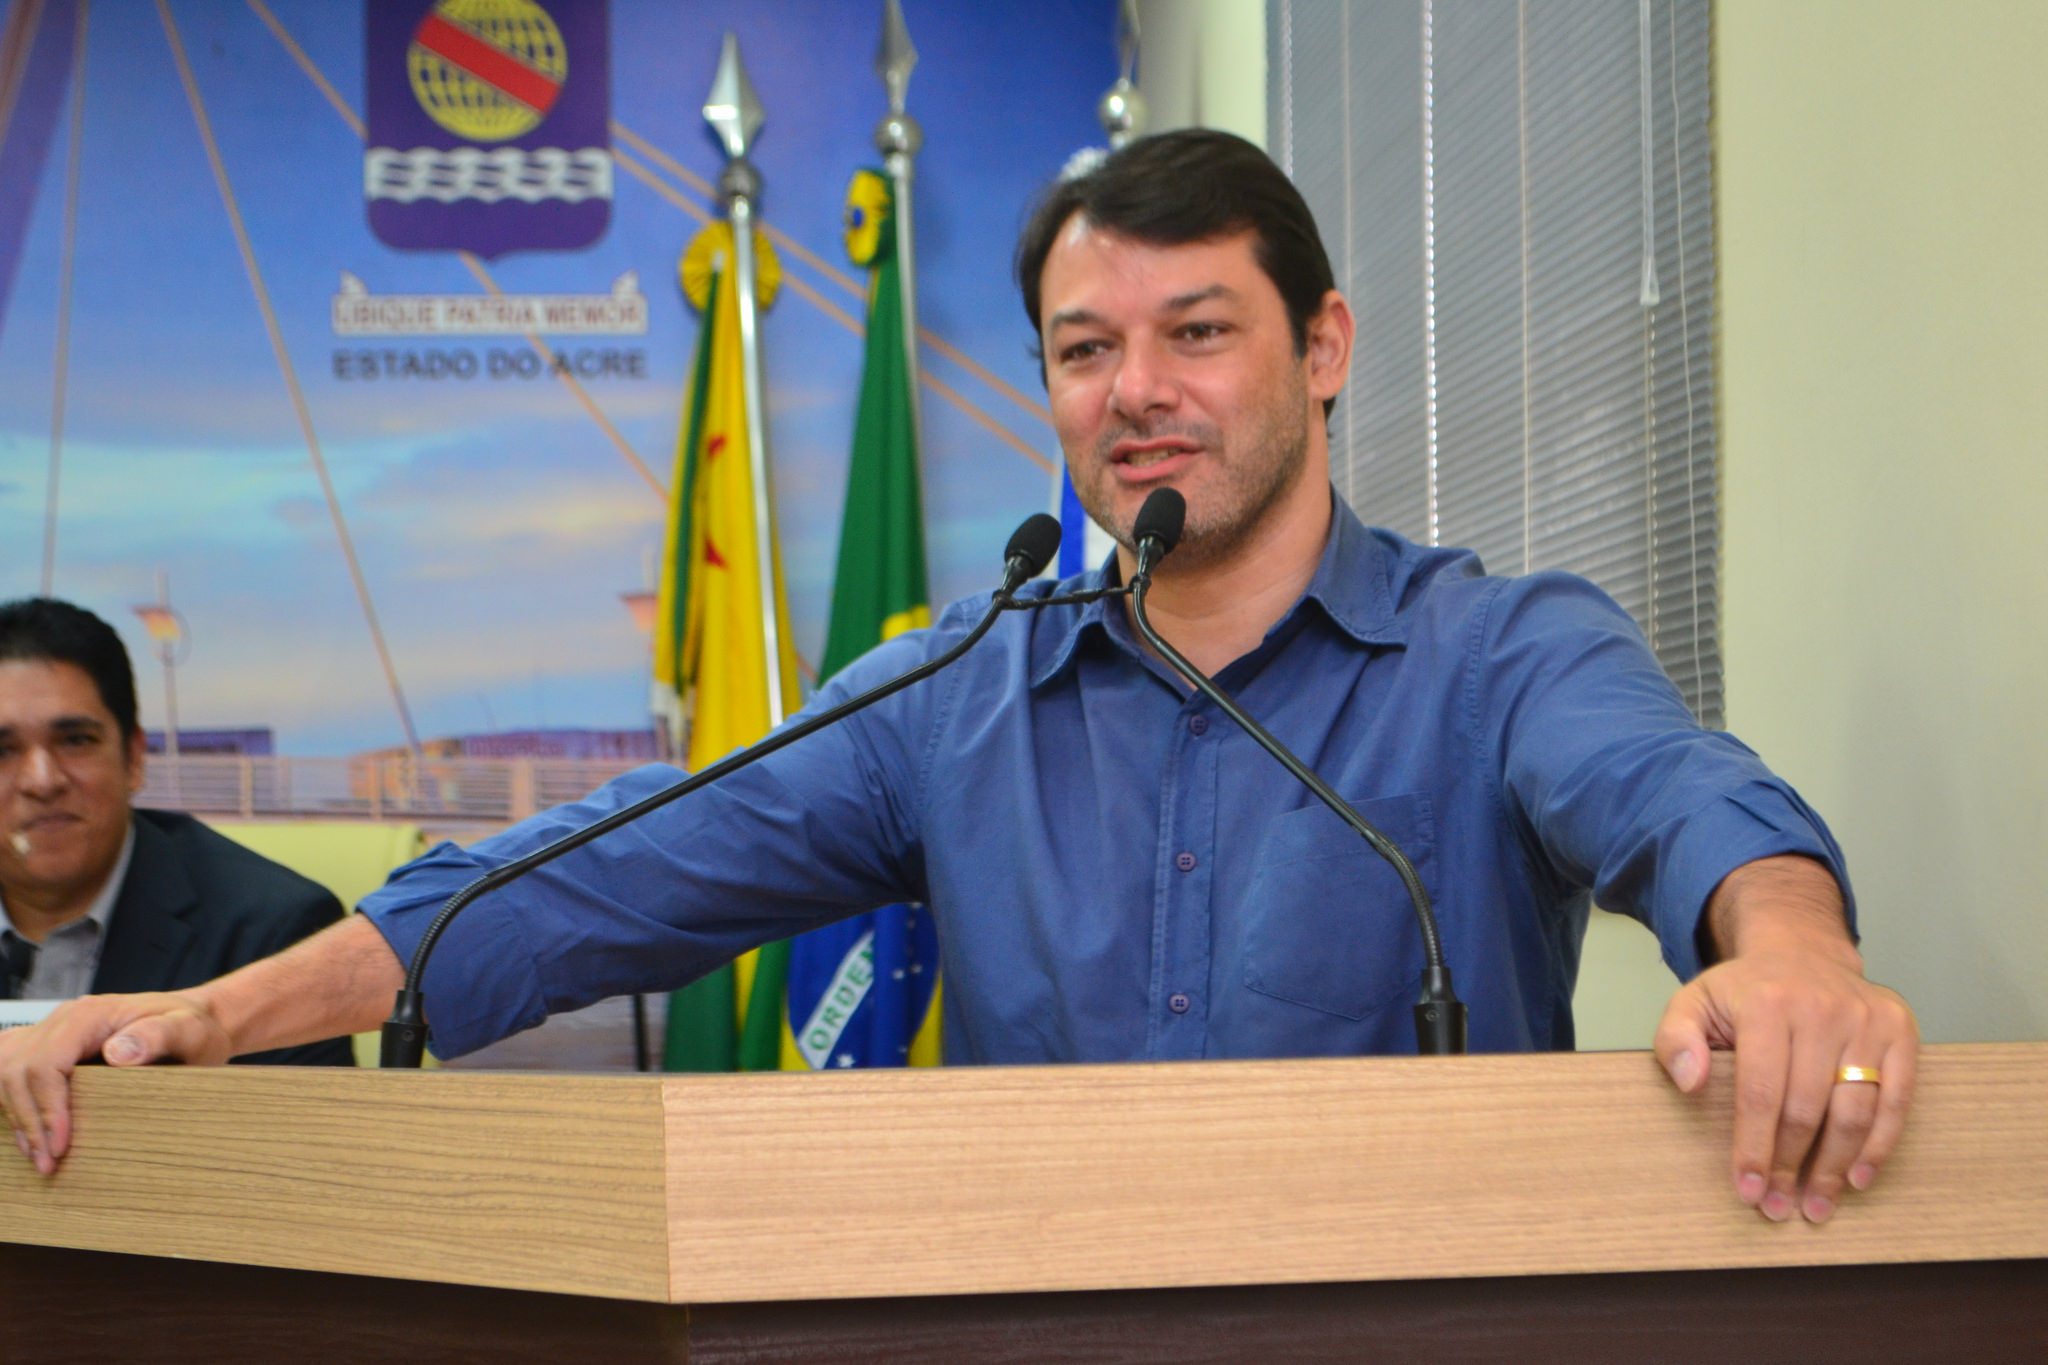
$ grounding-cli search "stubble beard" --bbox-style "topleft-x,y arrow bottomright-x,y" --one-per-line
1070,364 -> 1314,574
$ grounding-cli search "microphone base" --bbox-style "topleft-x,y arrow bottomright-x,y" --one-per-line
1413,999 -> 1468,1055
1414,965 -> 1468,1055
380,989 -> 430,1068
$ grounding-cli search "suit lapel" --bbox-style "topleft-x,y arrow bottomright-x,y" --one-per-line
92,814 -> 198,994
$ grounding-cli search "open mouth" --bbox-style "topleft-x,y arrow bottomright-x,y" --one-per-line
1110,440 -> 1199,480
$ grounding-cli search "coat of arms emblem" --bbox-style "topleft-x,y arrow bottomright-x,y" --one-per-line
364,0 -> 611,258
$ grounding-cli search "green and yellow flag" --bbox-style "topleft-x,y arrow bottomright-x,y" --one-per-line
778,169 -> 943,1071
655,221 -> 802,1072
820,169 -> 930,673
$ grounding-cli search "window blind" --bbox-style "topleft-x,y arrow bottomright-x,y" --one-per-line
1270,0 -> 1720,725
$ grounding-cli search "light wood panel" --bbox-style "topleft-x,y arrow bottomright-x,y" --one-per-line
4,1045 -> 2042,1305
660,1043 -> 2048,1301
0,1068 -> 669,1301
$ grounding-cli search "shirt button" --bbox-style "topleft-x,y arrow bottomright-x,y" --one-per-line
1168,993 -> 1191,1014
1189,715 -> 1209,736
1175,851 -> 1197,872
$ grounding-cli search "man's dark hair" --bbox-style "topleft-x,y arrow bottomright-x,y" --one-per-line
1015,128 -> 1339,413
0,598 -> 141,743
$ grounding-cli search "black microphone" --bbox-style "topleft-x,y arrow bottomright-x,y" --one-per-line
1128,487 -> 1468,1055
380,513 -> 1064,1067
1001,513 -> 1063,595
1131,488 -> 1183,584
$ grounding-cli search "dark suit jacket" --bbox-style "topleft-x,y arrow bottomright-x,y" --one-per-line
91,809 -> 356,1066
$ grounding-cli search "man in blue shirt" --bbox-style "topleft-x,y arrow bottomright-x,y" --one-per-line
0,131 -> 1914,1229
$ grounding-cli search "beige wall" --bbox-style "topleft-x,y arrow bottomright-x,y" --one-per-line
1136,0 -> 1267,145
1578,0 -> 2048,1047
1718,0 -> 2048,1042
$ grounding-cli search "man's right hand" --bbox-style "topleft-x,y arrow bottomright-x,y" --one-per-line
0,991 -> 236,1175
1,915 -> 408,1177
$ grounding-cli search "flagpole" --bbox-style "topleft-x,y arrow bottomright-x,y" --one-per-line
704,33 -> 786,727
875,0 -> 924,457
1100,0 -> 1147,150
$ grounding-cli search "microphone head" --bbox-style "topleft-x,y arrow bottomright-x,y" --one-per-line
1133,487 -> 1186,555
1005,513 -> 1063,579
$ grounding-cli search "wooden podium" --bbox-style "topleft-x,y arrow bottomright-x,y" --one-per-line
5,1043 -> 2046,1363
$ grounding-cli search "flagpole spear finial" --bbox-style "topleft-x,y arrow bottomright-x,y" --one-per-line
702,31 -> 788,726
877,0 -> 918,122
874,0 -> 926,456
873,0 -> 922,176
1099,0 -> 1146,149
873,0 -> 922,199
704,31 -> 765,163
705,31 -> 766,203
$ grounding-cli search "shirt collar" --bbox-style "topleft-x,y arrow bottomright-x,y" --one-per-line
1026,555 -> 1129,690
0,819 -> 135,942
1027,489 -> 1409,691
1297,493 -> 1408,647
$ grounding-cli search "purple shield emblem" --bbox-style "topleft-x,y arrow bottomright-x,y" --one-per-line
364,0 -> 611,259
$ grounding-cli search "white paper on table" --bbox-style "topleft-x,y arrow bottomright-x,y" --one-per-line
0,999 -> 61,1030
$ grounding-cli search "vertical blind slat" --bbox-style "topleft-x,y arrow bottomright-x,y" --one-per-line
1273,0 -> 1720,725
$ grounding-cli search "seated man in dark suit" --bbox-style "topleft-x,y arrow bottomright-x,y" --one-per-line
0,599 -> 352,1066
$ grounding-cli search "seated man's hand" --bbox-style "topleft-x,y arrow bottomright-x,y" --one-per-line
0,992 -> 234,1176
1653,855 -> 1918,1225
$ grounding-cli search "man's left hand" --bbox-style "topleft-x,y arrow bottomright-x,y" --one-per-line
1653,854 -> 1918,1225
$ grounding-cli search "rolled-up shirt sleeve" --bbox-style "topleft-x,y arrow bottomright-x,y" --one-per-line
1475,572 -> 1854,983
358,625 -> 950,1059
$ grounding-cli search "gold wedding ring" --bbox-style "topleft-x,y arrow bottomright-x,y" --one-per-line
1835,1065 -> 1881,1085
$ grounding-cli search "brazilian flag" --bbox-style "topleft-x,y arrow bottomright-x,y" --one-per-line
821,169 -> 929,664
781,169 -> 943,1070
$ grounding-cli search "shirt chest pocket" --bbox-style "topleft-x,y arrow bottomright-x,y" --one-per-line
1241,792 -> 1436,1021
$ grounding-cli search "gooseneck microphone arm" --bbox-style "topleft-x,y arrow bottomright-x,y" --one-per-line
381,514 -> 1065,1067
1125,489 -> 1468,1056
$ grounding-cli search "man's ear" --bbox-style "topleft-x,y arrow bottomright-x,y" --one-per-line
1304,289 -> 1355,406
125,727 -> 148,796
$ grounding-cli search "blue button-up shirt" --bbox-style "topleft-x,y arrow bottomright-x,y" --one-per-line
362,495 -> 1851,1062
